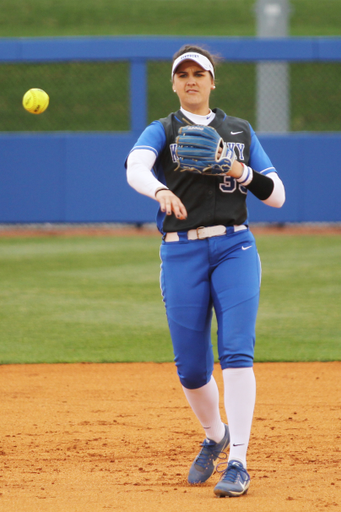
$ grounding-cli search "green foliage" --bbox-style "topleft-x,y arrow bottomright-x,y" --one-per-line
0,0 -> 256,38
291,63 -> 341,131
1,0 -> 341,37
2,59 -> 341,132
0,62 -> 129,131
1,1 -> 341,132
0,234 -> 340,364
290,0 -> 341,36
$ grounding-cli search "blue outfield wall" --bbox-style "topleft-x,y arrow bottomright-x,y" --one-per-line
0,132 -> 340,224
1,36 -> 341,224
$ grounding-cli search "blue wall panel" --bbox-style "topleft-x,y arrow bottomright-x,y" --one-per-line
63,133 -> 156,223
249,136 -> 303,223
0,134 -> 65,222
0,133 -> 341,225
252,134 -> 341,223
300,136 -> 341,222
0,133 -> 157,224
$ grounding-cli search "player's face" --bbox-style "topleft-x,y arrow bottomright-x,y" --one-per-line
172,61 -> 215,115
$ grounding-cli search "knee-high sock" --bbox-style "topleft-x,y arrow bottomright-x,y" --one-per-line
182,376 -> 226,443
222,367 -> 256,468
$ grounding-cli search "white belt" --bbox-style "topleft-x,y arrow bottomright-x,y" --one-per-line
165,224 -> 247,242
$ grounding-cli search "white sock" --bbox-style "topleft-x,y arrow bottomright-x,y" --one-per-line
222,367 -> 256,468
182,376 -> 226,443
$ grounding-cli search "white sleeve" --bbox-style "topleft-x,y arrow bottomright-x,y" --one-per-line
262,172 -> 286,208
126,149 -> 168,200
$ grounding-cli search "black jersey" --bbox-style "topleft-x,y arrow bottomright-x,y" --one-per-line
130,108 -> 275,234
157,108 -> 251,232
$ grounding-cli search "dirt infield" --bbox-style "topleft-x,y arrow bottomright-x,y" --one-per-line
1,362 -> 340,512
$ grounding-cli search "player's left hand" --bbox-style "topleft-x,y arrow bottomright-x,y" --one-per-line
155,189 -> 187,219
175,125 -> 237,176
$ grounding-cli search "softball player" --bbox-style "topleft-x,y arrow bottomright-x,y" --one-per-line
126,44 -> 285,498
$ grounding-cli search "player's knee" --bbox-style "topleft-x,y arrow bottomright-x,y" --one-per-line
220,353 -> 254,369
177,365 -> 211,389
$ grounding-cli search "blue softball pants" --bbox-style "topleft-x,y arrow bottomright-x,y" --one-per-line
160,227 -> 261,390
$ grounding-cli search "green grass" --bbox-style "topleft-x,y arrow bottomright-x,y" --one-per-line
0,236 -> 171,363
0,234 -> 340,364
255,235 -> 341,361
1,0 -> 341,37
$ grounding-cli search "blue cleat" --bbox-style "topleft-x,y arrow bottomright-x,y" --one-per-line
214,459 -> 250,497
188,424 -> 230,484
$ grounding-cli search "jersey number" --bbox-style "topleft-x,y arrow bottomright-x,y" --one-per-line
219,176 -> 247,195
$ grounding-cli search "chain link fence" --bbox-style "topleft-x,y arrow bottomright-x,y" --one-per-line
0,60 -> 340,132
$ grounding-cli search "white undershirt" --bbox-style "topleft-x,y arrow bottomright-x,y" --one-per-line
180,107 -> 216,125
126,108 -> 285,208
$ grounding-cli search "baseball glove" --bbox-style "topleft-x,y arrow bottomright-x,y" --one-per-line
175,125 -> 237,175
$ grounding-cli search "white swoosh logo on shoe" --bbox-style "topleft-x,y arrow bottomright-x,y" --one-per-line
241,245 -> 252,250
239,479 -> 249,491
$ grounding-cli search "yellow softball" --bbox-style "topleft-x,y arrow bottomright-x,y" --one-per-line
22,88 -> 49,114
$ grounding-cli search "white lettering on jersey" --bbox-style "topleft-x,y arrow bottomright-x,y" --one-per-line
170,143 -> 178,163
227,142 -> 245,161
236,143 -> 245,161
219,176 -> 248,195
219,176 -> 237,193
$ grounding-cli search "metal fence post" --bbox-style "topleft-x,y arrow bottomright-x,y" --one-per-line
255,0 -> 291,132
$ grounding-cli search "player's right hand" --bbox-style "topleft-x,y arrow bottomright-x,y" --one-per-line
155,189 -> 187,220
